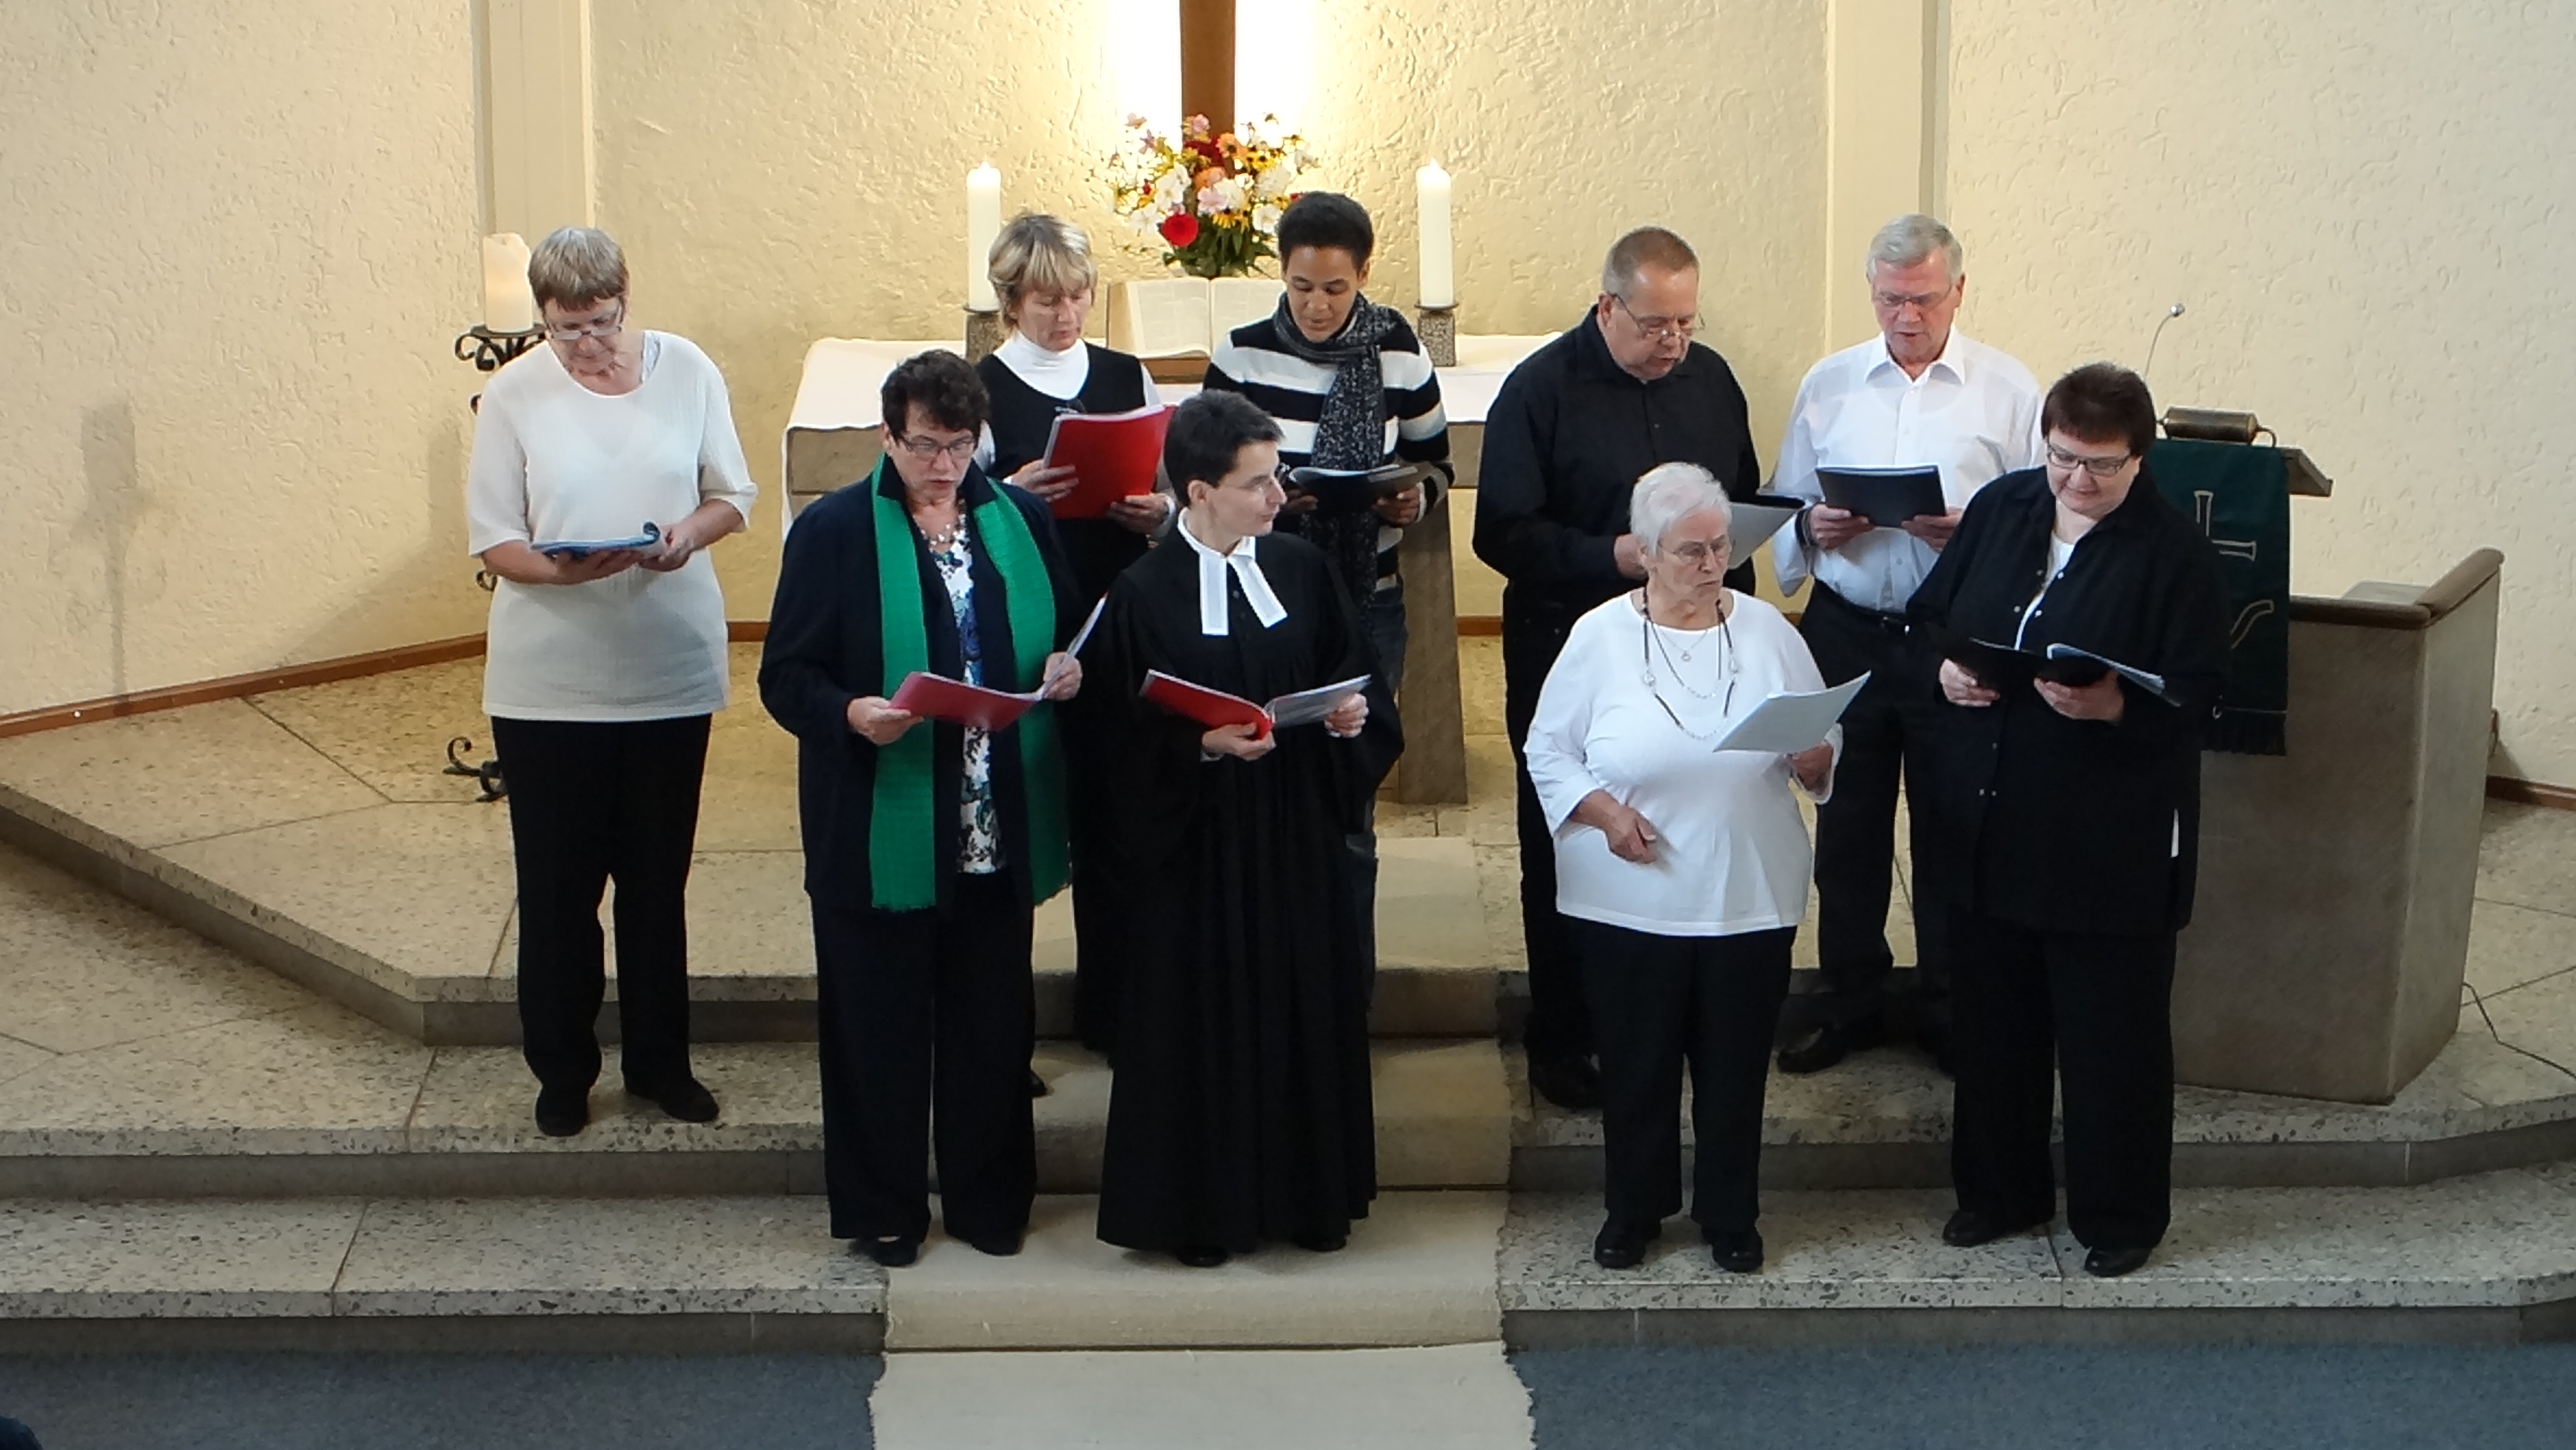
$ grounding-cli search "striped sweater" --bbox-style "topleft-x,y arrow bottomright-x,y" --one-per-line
1200,311 -> 1452,597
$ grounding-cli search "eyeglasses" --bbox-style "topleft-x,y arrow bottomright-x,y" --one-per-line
545,300 -> 626,345
1660,539 -> 1731,568
1611,293 -> 1698,342
893,434 -> 979,463
2045,443 -> 2136,478
1871,285 -> 1956,313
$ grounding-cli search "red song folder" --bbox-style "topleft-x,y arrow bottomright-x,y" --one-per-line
1042,404 -> 1174,519
1139,671 -> 1372,739
888,673 -> 1042,731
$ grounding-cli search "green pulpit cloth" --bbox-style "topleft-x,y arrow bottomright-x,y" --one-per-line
2149,439 -> 2291,755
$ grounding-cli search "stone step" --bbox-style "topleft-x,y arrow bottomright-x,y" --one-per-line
0,780 -> 1497,1044
11,1174 -> 2576,1354
0,1039 -> 1513,1201
1500,1166 -> 2576,1346
1509,1027 -> 2576,1192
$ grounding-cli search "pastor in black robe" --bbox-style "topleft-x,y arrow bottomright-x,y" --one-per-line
1087,530 -> 1402,1256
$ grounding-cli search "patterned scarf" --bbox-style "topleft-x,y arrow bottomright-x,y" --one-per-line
1270,293 -> 1398,606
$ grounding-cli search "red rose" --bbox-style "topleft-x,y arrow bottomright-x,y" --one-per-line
1159,212 -> 1200,248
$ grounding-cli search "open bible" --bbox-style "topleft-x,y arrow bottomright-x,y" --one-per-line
1105,278 -> 1282,358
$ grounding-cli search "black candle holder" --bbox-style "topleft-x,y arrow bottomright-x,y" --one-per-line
453,324 -> 547,373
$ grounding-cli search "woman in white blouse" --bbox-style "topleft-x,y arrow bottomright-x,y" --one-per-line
1524,463 -> 1838,1274
466,226 -> 755,1138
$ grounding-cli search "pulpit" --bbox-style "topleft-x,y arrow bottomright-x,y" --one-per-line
2174,551 -> 2505,1104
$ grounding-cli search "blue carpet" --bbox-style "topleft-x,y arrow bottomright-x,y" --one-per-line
1514,1345 -> 2576,1450
0,1353 -> 878,1450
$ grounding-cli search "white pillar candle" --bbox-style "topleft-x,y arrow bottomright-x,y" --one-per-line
1416,161 -> 1455,309
966,163 -> 1003,312
481,232 -> 534,332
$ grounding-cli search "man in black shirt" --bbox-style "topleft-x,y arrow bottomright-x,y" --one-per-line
1474,227 -> 1763,1112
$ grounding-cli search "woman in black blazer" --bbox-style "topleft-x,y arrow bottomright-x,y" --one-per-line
1909,362 -> 2229,1279
759,350 -> 1082,1267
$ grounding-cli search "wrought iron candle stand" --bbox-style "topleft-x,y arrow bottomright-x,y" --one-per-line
441,323 -> 544,803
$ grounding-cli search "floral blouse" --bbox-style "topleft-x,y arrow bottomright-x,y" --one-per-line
929,529 -> 1002,874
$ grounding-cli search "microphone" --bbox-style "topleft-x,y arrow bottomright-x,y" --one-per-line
2143,302 -> 2186,381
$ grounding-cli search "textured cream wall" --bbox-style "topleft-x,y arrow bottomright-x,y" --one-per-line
0,3 -> 489,715
1944,0 -> 2576,782
586,0 -> 1828,620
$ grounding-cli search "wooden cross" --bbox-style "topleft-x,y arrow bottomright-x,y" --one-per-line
1179,0 -> 1234,131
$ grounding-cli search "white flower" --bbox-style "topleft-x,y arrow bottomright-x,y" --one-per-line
1151,170 -> 1187,209
1251,203 -> 1283,235
1254,163 -> 1298,201
1201,176 -> 1249,213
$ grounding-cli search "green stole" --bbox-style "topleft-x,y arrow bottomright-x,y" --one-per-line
867,463 -> 1067,910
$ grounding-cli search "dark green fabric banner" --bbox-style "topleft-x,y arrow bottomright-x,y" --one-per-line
2148,439 -> 2290,755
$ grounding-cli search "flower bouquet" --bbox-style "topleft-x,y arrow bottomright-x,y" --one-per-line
1110,113 -> 1311,279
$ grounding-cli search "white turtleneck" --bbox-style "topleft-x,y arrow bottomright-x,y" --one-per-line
1175,513 -> 1288,636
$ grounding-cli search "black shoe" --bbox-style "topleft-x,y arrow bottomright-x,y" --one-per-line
1706,1228 -> 1764,1274
1592,1218 -> 1661,1270
1293,1232 -> 1347,1254
1775,1015 -> 1887,1075
859,1235 -> 920,1268
1027,1067 -> 1050,1098
1941,1208 -> 2052,1248
1530,1055 -> 1603,1112
628,1076 -> 719,1124
2083,1244 -> 2152,1278
1174,1245 -> 1229,1268
534,1085 -> 589,1137
961,1228 -> 1025,1257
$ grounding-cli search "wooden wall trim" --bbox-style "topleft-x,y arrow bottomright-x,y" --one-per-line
0,636 -> 489,741
2487,776 -> 2576,813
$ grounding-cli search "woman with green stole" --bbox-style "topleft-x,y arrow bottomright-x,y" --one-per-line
760,350 -> 1083,1267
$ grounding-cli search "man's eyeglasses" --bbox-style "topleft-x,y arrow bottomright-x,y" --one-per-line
892,434 -> 979,463
1871,286 -> 1956,313
546,301 -> 626,345
2045,443 -> 2135,478
1611,293 -> 1697,342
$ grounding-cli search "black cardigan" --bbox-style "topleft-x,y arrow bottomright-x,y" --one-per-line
1909,467 -> 2230,937
758,464 -> 1079,909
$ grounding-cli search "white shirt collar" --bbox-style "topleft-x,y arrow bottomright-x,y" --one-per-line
993,329 -> 1092,400
1867,327 -> 1969,387
1175,514 -> 1288,636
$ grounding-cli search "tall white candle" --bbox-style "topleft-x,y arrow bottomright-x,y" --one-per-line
966,163 -> 1003,312
1416,161 -> 1455,309
481,232 -> 534,332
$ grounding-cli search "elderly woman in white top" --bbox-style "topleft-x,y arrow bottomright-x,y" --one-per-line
466,226 -> 756,1138
1524,463 -> 1838,1273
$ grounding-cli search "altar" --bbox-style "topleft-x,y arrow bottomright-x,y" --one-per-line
779,332 -> 1550,805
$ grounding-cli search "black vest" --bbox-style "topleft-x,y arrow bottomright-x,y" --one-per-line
976,345 -> 1154,600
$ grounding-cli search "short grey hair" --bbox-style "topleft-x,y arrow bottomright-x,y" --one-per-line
1601,226 -> 1699,296
527,226 -> 628,311
989,213 -> 1099,326
1628,463 -> 1733,556
1864,214 -> 1963,284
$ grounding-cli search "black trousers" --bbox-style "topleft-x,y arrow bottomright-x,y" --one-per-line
812,872 -> 1036,1244
490,714 -> 709,1096
1797,584 -> 1962,1026
1505,620 -> 1593,1065
1950,912 -> 2176,1251
1576,921 -> 1794,1236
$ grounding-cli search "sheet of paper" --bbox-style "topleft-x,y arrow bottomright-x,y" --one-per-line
1264,674 -> 1373,729
1712,672 -> 1870,753
1208,277 -> 1281,338
2045,644 -> 2172,701
1727,495 -> 1803,554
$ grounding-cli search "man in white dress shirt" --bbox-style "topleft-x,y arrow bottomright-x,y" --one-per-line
1767,214 -> 2043,1076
